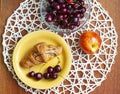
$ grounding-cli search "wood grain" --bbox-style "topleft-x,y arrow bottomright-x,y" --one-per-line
0,0 -> 120,94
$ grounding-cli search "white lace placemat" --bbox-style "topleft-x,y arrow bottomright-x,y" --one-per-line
2,0 -> 118,94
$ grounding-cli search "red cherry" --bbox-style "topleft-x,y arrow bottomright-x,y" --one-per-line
35,72 -> 43,80
47,66 -> 54,73
66,0 -> 73,4
54,65 -> 61,72
28,71 -> 35,77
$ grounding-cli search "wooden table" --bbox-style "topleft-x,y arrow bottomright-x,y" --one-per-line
0,0 -> 120,94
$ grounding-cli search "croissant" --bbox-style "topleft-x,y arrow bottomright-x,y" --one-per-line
20,42 -> 62,68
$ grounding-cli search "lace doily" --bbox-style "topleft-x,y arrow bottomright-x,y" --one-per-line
2,0 -> 118,94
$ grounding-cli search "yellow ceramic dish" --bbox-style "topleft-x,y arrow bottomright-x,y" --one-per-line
12,30 -> 72,89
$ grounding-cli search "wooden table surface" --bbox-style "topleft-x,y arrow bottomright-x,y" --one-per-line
0,0 -> 120,94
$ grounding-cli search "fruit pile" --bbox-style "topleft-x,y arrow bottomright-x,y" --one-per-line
28,65 -> 61,80
45,0 -> 86,30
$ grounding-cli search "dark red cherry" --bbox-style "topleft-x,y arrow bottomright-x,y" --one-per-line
56,14 -> 63,21
75,12 -> 81,18
57,0 -> 65,3
44,73 -> 51,79
48,0 -> 54,3
45,14 -> 54,22
81,7 -> 86,13
69,24 -> 75,30
54,65 -> 61,72
61,8 -> 67,13
47,66 -> 54,73
60,3 -> 66,8
50,72 -> 58,79
35,72 -> 43,80
80,13 -> 84,18
79,0 -> 84,5
75,21 -> 80,27
54,4 -> 61,10
63,14 -> 68,19
73,3 -> 79,9
28,71 -> 35,77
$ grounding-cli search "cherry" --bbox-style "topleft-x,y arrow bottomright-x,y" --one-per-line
75,21 -> 81,27
66,0 -> 73,4
73,4 -> 79,9
60,3 -> 66,8
75,12 -> 81,18
50,72 -> 58,79
28,71 -> 35,77
63,14 -> 68,19
61,8 -> 67,13
45,14 -> 54,22
35,72 -> 43,80
69,24 -> 75,30
81,7 -> 86,13
54,4 -> 60,10
79,0 -> 84,5
48,0 -> 54,3
54,65 -> 61,72
56,14 -> 63,20
44,73 -> 51,79
57,0 -> 65,3
80,13 -> 84,18
47,66 -> 54,73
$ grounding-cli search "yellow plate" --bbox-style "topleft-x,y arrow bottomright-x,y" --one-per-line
12,30 -> 72,89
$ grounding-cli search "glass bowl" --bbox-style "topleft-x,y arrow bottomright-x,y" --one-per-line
40,0 -> 91,33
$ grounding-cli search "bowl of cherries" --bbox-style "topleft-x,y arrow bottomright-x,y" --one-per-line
40,0 -> 91,33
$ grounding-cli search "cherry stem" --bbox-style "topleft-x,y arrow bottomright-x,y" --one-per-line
57,56 -> 61,65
